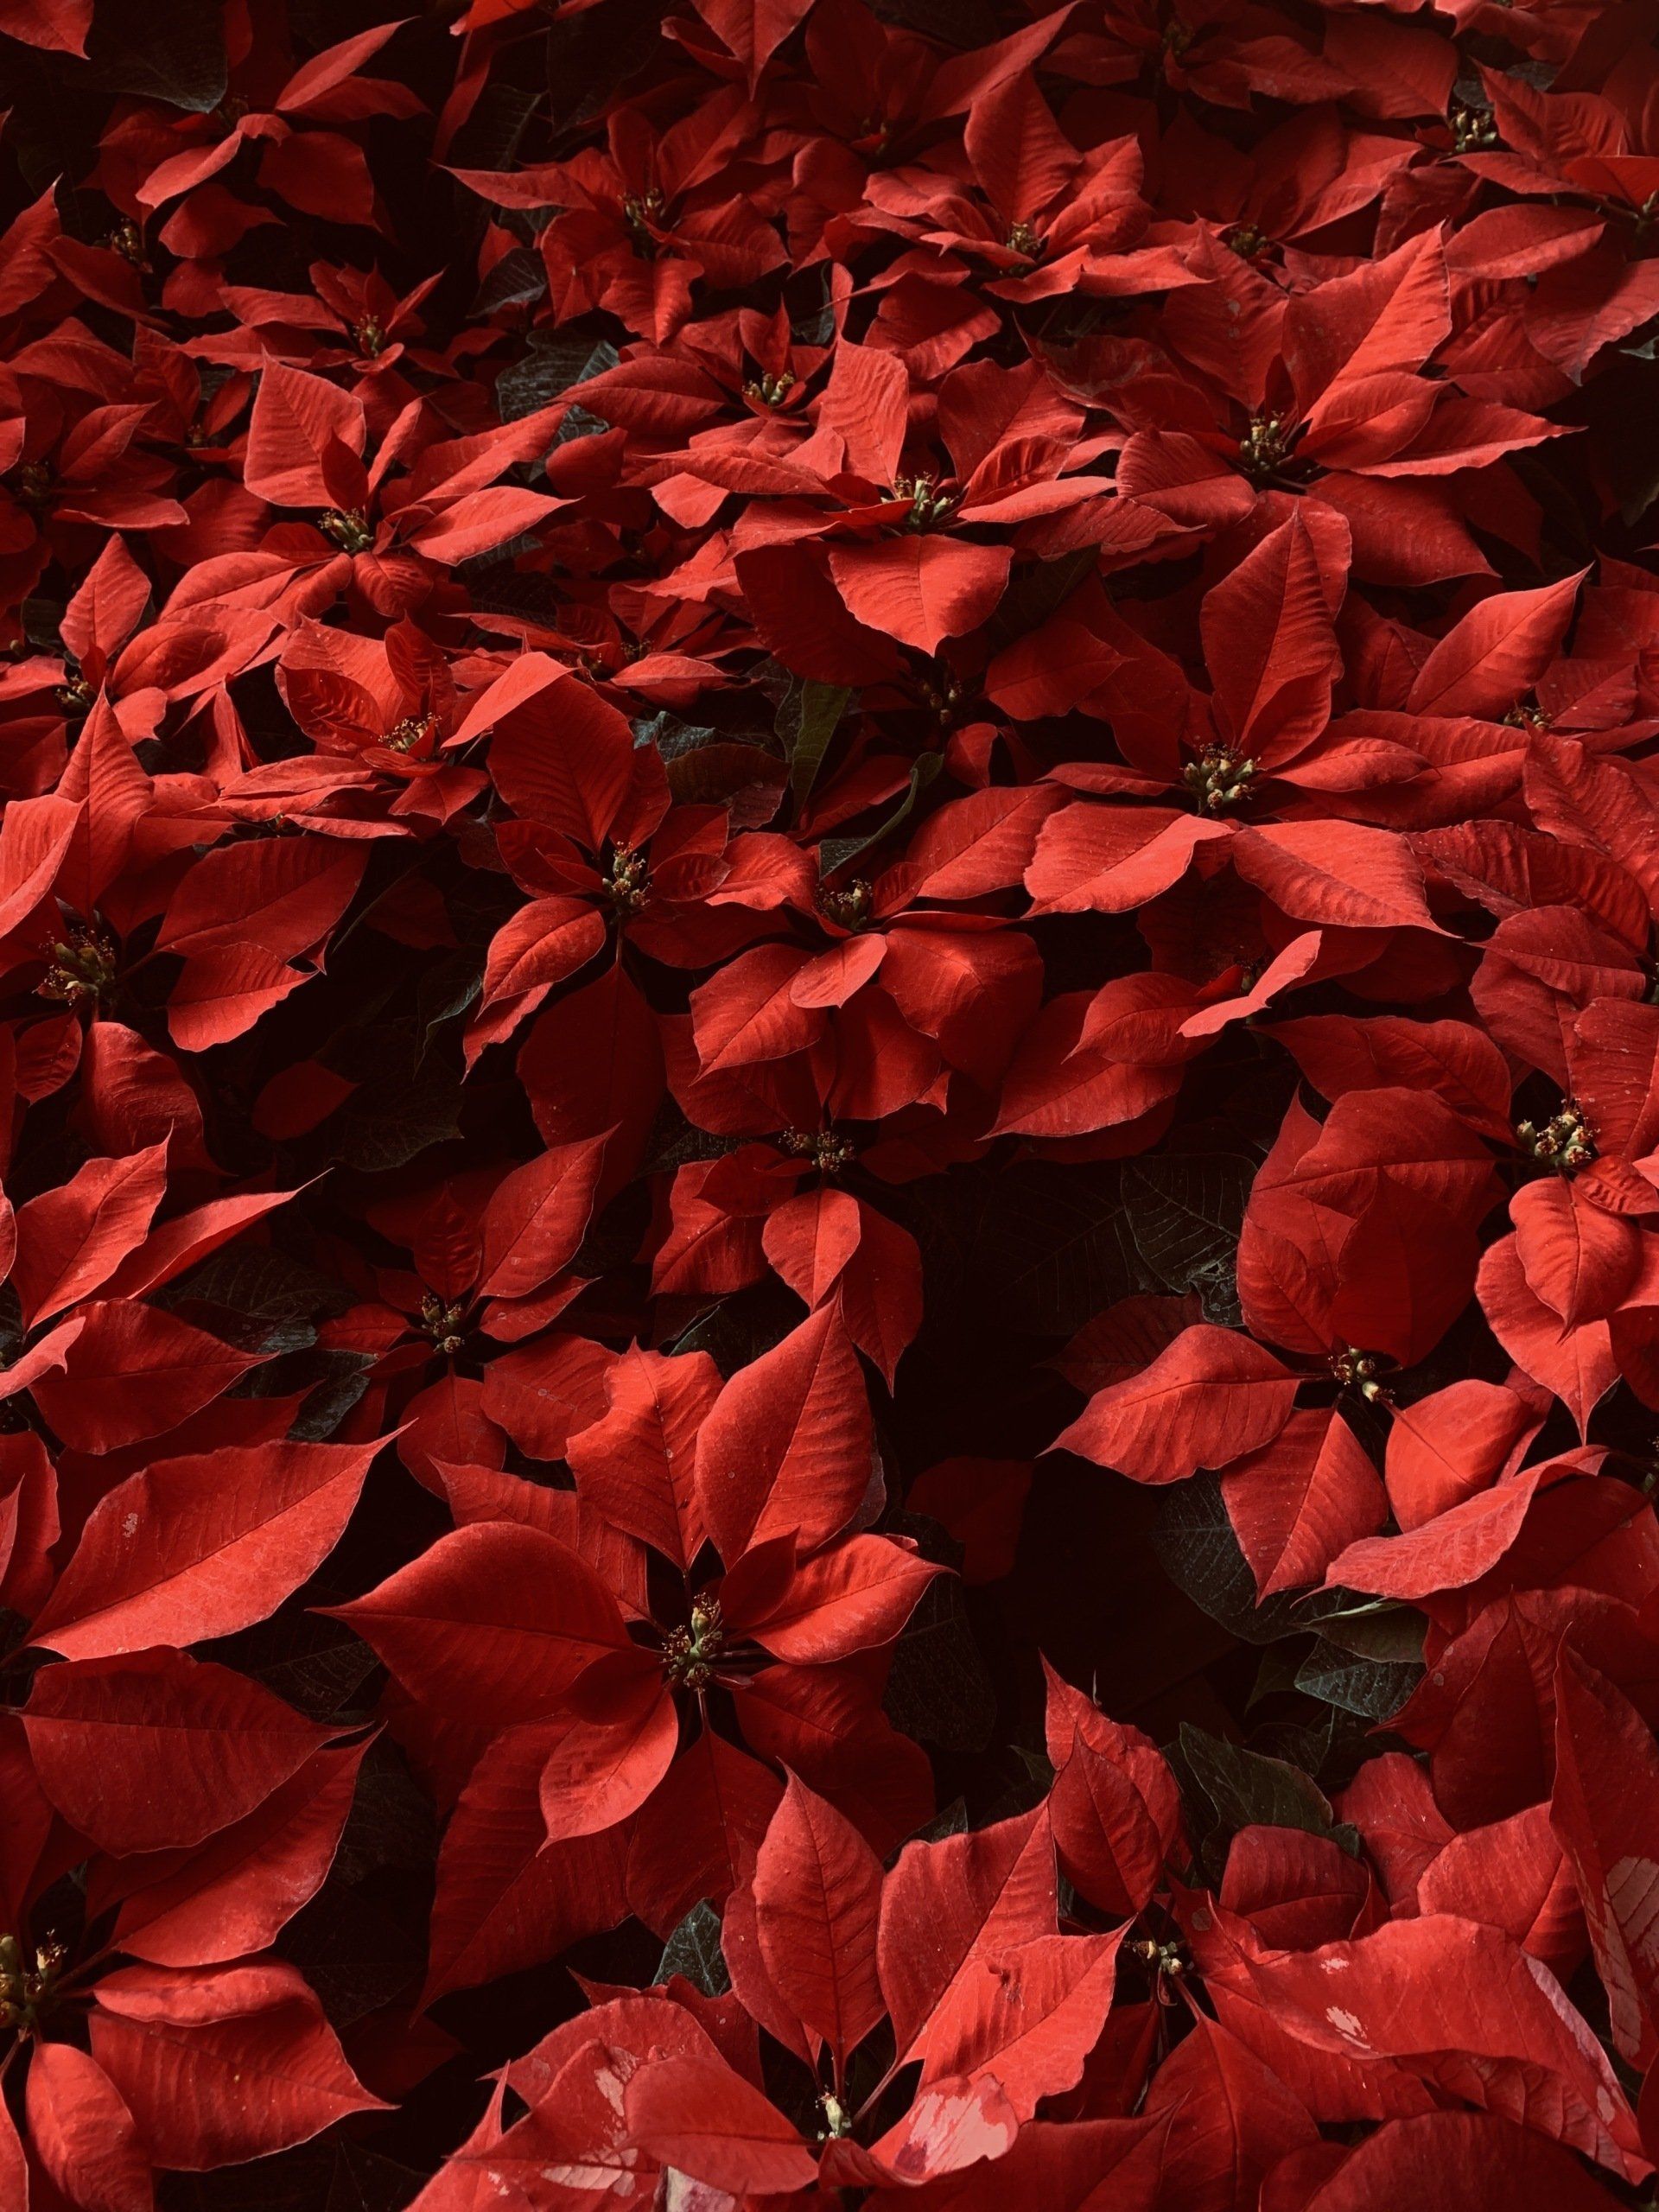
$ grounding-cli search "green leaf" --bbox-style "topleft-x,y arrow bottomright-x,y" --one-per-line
239,1347 -> 374,1441
777,679 -> 851,809
247,1625 -> 383,1728
416,951 -> 483,1058
326,1041 -> 463,1173
913,1797 -> 970,1844
448,79 -> 541,175
1316,1602 -> 1427,1666
0,1282 -> 22,1370
984,1163 -> 1153,1336
788,270 -> 837,348
1294,1637 -> 1421,1721
871,0 -> 1001,45
882,1573 -> 995,1755
90,0 -> 226,112
1154,1476 -> 1348,1646
496,334 -> 618,424
665,1280 -> 804,1376
160,1247 -> 353,1332
470,248 -> 547,319
460,571 -> 565,627
1245,1645 -> 1304,1713
635,711 -> 722,760
22,597 -> 65,652
548,0 -> 661,133
1178,1723 -> 1360,1859
1122,1148 -> 1252,1321
895,1159 -> 1152,1341
818,752 -> 944,877
657,1900 -> 731,1995
159,2138 -> 424,2211
984,549 -> 1096,653
282,1882 -> 417,2029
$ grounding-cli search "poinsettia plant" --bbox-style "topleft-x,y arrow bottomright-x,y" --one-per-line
5,0 -> 1659,2203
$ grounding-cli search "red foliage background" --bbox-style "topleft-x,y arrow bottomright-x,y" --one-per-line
3,0 -> 1659,2202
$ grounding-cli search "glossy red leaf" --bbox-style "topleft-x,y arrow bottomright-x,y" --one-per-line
33,1437 -> 383,1660
89,1960 -> 385,2169
25,2043 -> 153,2212
1052,1324 -> 1300,1484
751,1774 -> 885,2063
623,2054 -> 818,2195
23,1652 -> 333,1856
1550,1651 -> 1659,2069
29,1303 -> 262,1456
694,1305 -> 874,1558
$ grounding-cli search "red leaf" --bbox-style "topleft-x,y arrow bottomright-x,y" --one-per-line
158,841 -> 367,1050
89,1960 -> 385,2169
10,1138 -> 169,1326
30,1304 -> 263,1456
623,2053 -> 818,2195
1200,510 -> 1344,761
1052,1323 -> 1300,1484
626,1728 -> 781,1936
1550,1651 -> 1659,2069
694,1306 -> 874,1558
826,536 -> 1012,655
1223,1408 -> 1386,1597
1046,1666 -> 1184,1915
1230,821 -> 1441,934
910,1926 -> 1125,2114
1143,2011 -> 1318,2212
330,1522 -> 632,1722
105,1741 -> 367,1968
25,2043 -> 153,2212
0,2099 -> 23,2212
906,1458 -> 1032,1586
1510,1175 -> 1641,1327
1384,1379 -> 1541,1528
722,1532 -> 939,1664
241,363 -> 366,508
1406,573 -> 1586,721
476,1134 -> 607,1299
751,1774 -> 886,2063
423,1727 -> 629,2005
470,898 -> 608,1057
565,1342 -> 717,1570
536,1684 -> 678,1843
33,1437 -> 383,1660
485,669 -> 637,848
23,1652 -> 333,1855
862,2114 -> 1166,2211
1244,1914 -> 1645,2180
690,0 -> 814,91
763,1185 -> 924,1383
689,941 -> 824,1071
1478,1234 -> 1618,1437
1326,1464 -> 1555,1599
1292,2113 -> 1625,2212
878,1806 -> 1056,2066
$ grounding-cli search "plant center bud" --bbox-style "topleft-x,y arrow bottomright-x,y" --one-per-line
1515,1102 -> 1596,1173
39,924 -> 118,1006
0,1935 -> 65,2033
419,1293 -> 468,1354
1237,413 -> 1288,483
780,1124 -> 857,1174
606,845 -> 650,915
891,474 -> 957,531
1183,747 -> 1256,813
662,1599 -> 724,1688
319,508 -> 374,552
